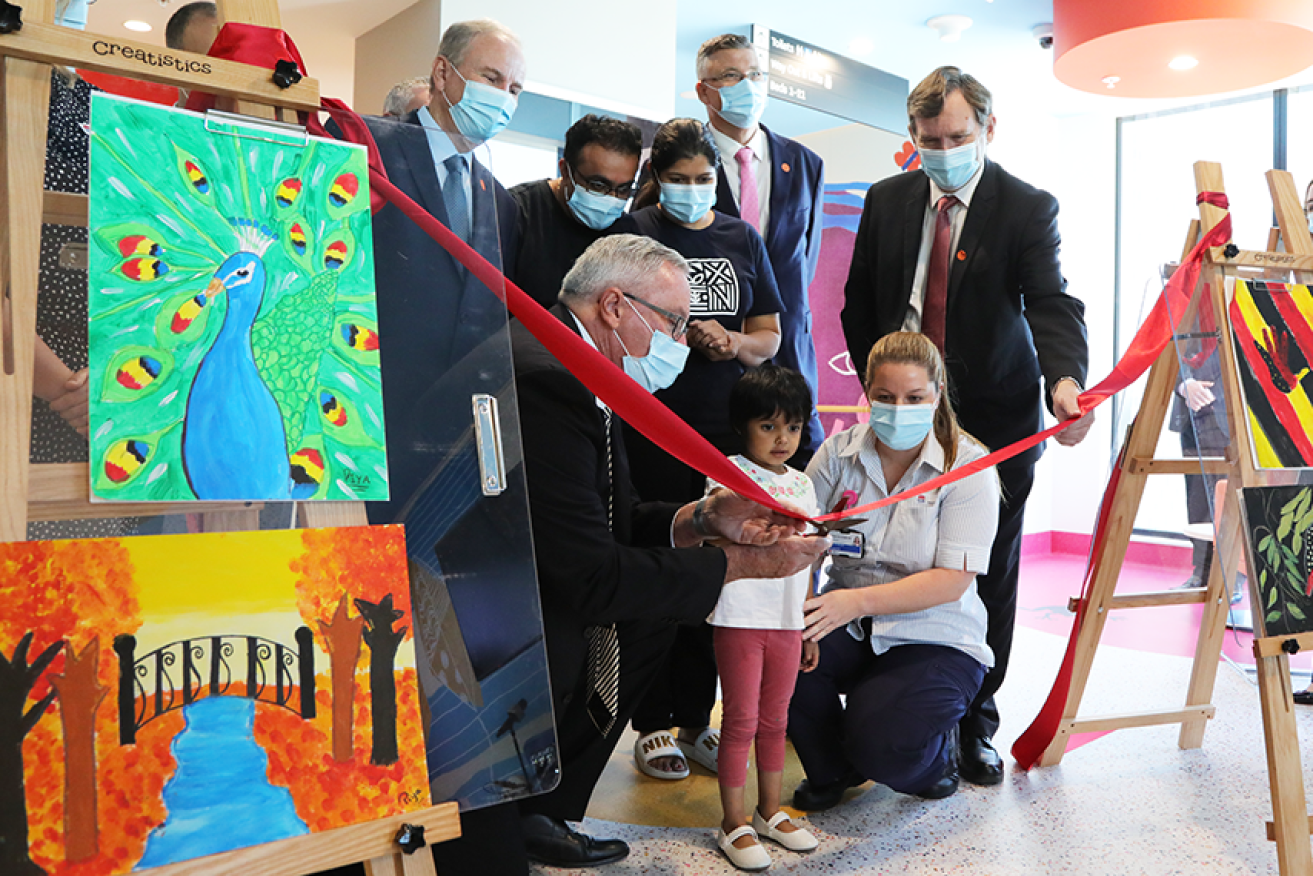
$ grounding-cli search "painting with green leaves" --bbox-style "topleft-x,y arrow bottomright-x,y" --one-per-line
87,93 -> 387,502
1241,485 -> 1313,637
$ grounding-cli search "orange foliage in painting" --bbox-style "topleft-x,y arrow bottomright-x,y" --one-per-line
26,706 -> 182,876
291,527 -> 413,665
0,539 -> 140,694
252,668 -> 430,830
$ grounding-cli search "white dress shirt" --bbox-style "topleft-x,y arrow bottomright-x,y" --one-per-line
710,123 -> 772,238
901,159 -> 986,333
806,425 -> 999,666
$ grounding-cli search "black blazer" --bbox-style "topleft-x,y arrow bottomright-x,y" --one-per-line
714,124 -> 826,451
364,111 -> 519,520
511,305 -> 727,700
841,160 -> 1088,464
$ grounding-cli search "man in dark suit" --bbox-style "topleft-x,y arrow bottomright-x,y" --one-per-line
841,67 -> 1093,791
364,19 -> 524,522
697,33 -> 826,458
434,234 -> 822,873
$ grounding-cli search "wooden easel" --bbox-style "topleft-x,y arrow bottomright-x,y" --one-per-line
1035,161 -> 1313,874
0,1 -> 456,872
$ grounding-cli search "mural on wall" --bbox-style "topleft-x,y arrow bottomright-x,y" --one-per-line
87,93 -> 389,502
1241,485 -> 1313,637
1230,279 -> 1313,469
809,140 -> 919,437
0,526 -> 428,875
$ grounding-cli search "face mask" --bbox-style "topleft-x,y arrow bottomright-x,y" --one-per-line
566,167 -> 627,230
1306,212 -> 1313,234
614,302 -> 690,393
56,0 -> 89,28
714,77 -> 768,129
919,138 -> 982,192
443,64 -> 517,144
868,400 -> 936,451
660,182 -> 717,224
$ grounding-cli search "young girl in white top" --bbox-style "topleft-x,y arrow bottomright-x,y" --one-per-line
709,364 -> 821,870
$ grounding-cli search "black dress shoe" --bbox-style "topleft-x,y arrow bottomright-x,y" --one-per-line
915,763 -> 959,800
521,814 -> 629,868
792,773 -> 863,811
958,733 -> 1004,786
1294,689 -> 1313,705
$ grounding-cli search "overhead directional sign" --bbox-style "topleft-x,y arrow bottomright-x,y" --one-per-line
751,25 -> 908,132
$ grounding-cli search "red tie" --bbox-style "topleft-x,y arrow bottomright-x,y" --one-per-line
922,194 -> 958,352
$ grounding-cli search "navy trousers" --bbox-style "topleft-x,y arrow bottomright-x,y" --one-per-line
788,635 -> 985,795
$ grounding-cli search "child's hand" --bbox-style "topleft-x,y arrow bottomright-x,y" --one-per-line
800,639 -> 820,673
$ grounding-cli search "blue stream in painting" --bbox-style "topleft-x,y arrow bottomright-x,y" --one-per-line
136,697 -> 308,869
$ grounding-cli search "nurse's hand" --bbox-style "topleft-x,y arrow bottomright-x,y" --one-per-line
802,589 -> 867,642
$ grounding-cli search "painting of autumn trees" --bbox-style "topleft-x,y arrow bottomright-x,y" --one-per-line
1,525 -> 429,876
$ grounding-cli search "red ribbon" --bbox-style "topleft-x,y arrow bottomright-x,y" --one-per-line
1010,193 -> 1231,769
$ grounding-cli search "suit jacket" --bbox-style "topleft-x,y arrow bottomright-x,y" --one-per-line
715,124 -> 826,450
841,160 -> 1088,466
511,305 -> 726,703
365,111 -> 520,520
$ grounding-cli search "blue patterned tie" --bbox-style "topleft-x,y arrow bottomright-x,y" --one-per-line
442,153 -> 470,242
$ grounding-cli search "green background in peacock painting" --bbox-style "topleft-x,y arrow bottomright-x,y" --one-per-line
1241,485 -> 1313,637
87,93 -> 388,502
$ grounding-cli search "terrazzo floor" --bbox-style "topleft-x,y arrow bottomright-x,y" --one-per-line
529,550 -> 1313,875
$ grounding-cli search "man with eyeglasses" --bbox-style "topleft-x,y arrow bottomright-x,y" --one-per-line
697,33 -> 826,461
509,114 -> 643,309
509,235 -> 826,870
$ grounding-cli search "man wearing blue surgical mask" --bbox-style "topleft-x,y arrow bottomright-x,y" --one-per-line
840,66 -> 1092,797
362,20 -> 524,516
509,115 -> 642,308
697,34 -> 827,462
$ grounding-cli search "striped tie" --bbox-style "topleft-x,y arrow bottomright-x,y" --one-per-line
585,408 -> 620,736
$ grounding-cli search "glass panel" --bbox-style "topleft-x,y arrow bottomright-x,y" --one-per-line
347,109 -> 557,810
1117,94 -> 1274,536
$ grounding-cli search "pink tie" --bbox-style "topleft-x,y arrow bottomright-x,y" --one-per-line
922,195 -> 959,353
736,146 -> 760,231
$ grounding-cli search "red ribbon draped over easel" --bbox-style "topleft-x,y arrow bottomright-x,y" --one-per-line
213,33 -> 1238,765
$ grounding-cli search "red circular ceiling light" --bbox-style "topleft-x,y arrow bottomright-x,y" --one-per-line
1053,0 -> 1313,98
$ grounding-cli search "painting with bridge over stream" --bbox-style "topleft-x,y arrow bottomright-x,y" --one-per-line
0,525 -> 430,875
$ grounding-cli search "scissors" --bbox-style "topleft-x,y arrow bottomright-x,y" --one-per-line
810,516 -> 868,536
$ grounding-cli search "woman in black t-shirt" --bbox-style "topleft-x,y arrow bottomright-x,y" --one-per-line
615,118 -> 783,784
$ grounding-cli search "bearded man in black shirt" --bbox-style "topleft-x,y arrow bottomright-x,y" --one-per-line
508,114 -> 642,307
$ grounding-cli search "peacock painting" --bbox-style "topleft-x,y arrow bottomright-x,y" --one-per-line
87,93 -> 388,502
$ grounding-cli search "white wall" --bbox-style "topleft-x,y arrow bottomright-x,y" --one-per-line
989,105 -> 1121,538
353,0 -> 443,117
438,0 -> 676,121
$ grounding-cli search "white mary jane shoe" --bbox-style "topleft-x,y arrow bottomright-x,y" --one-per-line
716,824 -> 772,871
752,809 -> 818,852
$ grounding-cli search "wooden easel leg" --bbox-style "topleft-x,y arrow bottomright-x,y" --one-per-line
365,851 -> 438,876
1179,479 -> 1243,749
0,56 -> 53,542
1256,653 -> 1313,875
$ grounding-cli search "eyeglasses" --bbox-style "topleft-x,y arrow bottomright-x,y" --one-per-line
567,165 -> 636,200
624,292 -> 688,341
702,69 -> 767,87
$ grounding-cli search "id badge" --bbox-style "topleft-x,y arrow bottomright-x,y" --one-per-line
828,529 -> 864,559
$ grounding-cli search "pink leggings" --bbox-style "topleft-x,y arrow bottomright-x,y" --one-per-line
713,626 -> 803,789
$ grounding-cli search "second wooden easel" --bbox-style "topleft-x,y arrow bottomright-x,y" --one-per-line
1034,161 -> 1313,874
0,1 -> 457,873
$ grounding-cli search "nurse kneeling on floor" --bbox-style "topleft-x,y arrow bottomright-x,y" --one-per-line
789,331 -> 1001,811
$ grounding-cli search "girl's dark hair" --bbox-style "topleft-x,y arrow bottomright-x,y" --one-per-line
632,118 -> 720,210
728,364 -> 814,434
